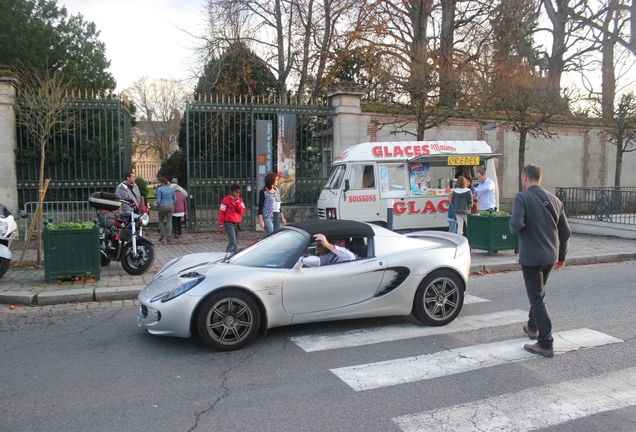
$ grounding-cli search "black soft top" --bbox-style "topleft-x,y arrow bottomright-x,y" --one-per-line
286,219 -> 375,238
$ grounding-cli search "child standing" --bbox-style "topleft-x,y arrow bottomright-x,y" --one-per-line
447,201 -> 458,234
218,184 -> 246,253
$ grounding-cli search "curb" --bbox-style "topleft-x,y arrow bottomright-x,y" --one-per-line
0,285 -> 144,307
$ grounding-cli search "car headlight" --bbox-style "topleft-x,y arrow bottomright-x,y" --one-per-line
151,276 -> 205,303
140,213 -> 150,226
326,208 -> 337,219
0,219 -> 7,237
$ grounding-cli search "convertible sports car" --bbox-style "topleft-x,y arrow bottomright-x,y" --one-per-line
137,220 -> 471,351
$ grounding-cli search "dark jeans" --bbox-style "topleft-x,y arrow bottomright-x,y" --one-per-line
224,222 -> 240,253
172,216 -> 182,235
522,264 -> 555,349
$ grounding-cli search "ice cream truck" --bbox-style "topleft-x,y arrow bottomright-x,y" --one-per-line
316,141 -> 500,230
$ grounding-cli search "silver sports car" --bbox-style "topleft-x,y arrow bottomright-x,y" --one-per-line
137,220 -> 471,351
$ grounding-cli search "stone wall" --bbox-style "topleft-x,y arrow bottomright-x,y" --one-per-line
0,78 -> 18,214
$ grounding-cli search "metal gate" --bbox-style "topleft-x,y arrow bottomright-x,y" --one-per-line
15,96 -> 132,210
185,95 -> 333,231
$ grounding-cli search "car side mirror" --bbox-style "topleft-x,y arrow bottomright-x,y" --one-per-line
344,179 -> 350,193
300,255 -> 321,268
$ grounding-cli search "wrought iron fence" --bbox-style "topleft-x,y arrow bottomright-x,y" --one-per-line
556,187 -> 636,225
185,96 -> 333,231
15,97 -> 132,209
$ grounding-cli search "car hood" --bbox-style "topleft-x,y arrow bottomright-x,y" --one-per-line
139,252 -> 228,298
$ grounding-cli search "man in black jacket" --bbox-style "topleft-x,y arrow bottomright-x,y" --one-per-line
509,164 -> 571,357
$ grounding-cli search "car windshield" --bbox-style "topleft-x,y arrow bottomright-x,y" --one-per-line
324,165 -> 346,190
229,229 -> 306,268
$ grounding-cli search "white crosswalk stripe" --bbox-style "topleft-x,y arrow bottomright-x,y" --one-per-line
392,367 -> 636,432
291,309 -> 527,352
330,329 -> 622,391
464,294 -> 489,304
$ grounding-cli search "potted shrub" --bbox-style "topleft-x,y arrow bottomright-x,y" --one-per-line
42,219 -> 101,283
466,211 -> 519,256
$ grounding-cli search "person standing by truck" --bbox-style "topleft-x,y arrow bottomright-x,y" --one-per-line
475,169 -> 496,211
450,176 -> 473,236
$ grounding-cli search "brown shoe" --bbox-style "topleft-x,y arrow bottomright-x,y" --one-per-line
523,323 -> 538,340
524,342 -> 554,358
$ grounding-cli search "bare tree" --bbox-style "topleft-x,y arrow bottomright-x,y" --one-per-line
13,67 -> 73,266
124,77 -> 189,163
569,0 -> 636,56
438,0 -> 494,109
540,0 -> 600,99
488,0 -> 570,191
202,0 -> 353,100
603,92 -> 636,185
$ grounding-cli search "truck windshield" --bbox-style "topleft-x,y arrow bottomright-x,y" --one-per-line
324,165 -> 346,189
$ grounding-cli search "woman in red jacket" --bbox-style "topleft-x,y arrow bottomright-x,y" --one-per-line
218,184 -> 246,253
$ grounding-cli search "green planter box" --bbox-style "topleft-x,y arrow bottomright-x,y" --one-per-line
43,220 -> 101,283
467,214 -> 519,256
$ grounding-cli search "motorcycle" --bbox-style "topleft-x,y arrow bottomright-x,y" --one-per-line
0,204 -> 19,279
89,192 -> 155,275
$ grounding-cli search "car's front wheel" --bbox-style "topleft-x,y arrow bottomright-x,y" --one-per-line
412,270 -> 464,326
197,289 -> 261,351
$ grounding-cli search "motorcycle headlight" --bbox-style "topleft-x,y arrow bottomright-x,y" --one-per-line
0,219 -> 7,237
151,276 -> 205,303
140,213 -> 150,226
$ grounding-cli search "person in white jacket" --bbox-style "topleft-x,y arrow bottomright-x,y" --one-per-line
314,234 -> 358,265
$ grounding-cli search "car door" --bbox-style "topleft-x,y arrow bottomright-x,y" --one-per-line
281,257 -> 388,314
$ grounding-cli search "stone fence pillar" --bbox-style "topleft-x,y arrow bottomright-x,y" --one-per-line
328,90 -> 366,162
0,76 -> 18,215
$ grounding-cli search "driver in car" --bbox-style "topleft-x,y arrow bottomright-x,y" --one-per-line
313,234 -> 358,265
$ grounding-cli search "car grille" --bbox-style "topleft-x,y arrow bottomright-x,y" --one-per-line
140,304 -> 148,319
317,208 -> 326,218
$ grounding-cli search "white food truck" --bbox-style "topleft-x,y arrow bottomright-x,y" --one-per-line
316,141 -> 500,230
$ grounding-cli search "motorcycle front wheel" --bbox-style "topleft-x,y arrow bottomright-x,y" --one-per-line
121,240 -> 155,275
0,258 -> 9,278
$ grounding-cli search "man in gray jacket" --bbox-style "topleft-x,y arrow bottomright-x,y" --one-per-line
116,172 -> 140,212
509,164 -> 571,357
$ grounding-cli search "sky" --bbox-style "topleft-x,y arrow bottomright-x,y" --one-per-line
60,0 -> 205,92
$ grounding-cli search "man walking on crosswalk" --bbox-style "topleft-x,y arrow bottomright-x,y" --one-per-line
509,164 -> 571,357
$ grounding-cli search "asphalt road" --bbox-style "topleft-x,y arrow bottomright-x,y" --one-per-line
1,261 -> 635,432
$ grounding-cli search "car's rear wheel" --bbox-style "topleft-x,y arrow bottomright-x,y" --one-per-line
197,289 -> 261,351
412,270 -> 464,326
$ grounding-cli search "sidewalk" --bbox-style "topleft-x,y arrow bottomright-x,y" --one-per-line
1,230 -> 634,306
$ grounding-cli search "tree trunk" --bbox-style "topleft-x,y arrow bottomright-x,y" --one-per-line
518,129 -> 527,192
439,0 -> 457,109
614,139 -> 623,186
297,0 -> 314,97
543,0 -> 568,98
601,0 -> 617,119
37,136 -> 47,267
274,0 -> 288,99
